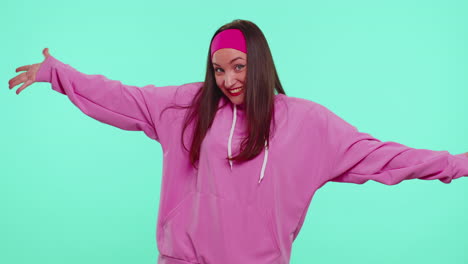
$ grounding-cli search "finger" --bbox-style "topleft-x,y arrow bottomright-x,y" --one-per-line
16,65 -> 31,72
8,72 -> 27,89
16,80 -> 33,95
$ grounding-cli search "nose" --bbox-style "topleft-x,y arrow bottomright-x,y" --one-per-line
224,71 -> 236,88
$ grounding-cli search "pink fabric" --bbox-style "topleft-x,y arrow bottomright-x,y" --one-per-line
210,29 -> 247,58
35,55 -> 468,264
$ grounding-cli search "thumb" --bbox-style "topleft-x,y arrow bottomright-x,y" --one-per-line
43,48 -> 51,58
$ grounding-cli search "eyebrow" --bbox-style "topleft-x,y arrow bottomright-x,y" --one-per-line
212,57 -> 245,66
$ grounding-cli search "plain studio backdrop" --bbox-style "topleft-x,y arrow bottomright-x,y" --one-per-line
1,0 -> 468,263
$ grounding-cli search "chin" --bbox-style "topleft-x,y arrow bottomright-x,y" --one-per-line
228,96 -> 245,105
223,92 -> 245,105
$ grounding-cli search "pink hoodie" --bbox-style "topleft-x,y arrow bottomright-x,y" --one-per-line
35,55 -> 468,264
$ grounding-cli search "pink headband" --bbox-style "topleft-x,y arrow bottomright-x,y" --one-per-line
210,29 -> 247,58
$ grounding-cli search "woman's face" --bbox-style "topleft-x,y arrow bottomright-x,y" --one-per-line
212,48 -> 247,105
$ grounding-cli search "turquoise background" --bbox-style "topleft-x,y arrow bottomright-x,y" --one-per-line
2,0 -> 468,263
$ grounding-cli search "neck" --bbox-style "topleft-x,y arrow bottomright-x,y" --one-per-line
236,102 -> 245,110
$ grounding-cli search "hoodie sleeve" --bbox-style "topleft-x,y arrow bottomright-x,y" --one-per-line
319,104 -> 468,185
35,55 -> 186,144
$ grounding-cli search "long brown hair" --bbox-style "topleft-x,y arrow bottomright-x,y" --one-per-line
165,19 -> 286,169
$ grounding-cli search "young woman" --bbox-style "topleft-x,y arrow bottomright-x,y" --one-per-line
8,19 -> 468,264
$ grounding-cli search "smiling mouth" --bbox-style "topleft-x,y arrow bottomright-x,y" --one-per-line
227,87 -> 244,94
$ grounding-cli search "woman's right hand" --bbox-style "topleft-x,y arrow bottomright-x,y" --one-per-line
8,48 -> 51,95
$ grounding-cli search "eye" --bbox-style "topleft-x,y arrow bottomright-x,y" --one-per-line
214,68 -> 224,73
235,64 -> 245,71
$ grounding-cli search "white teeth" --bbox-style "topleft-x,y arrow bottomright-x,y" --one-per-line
229,88 -> 243,94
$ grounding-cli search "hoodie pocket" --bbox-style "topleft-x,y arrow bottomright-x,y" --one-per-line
159,191 -> 281,264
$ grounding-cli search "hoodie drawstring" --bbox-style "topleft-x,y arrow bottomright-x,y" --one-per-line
228,104 -> 269,184
259,140 -> 268,184
227,103 -> 237,170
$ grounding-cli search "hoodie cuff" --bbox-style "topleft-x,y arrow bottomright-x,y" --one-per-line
35,55 -> 59,83
448,153 -> 468,181
454,153 -> 468,159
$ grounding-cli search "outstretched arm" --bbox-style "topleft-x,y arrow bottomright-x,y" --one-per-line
318,104 -> 468,185
9,49 -> 190,143
35,54 -> 161,140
